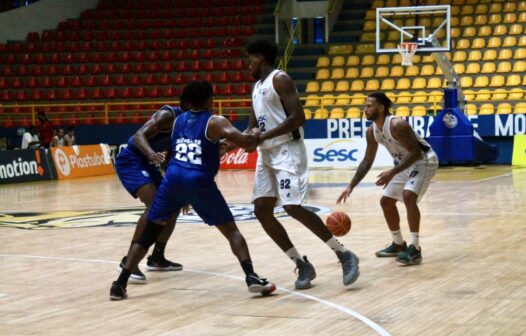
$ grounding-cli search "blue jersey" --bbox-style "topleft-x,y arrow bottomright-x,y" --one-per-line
126,105 -> 183,160
169,111 -> 220,178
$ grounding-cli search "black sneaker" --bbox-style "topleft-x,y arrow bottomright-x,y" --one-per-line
117,256 -> 147,284
109,281 -> 127,301
146,255 -> 183,271
294,256 -> 316,290
396,244 -> 422,265
246,274 -> 277,296
375,241 -> 408,257
338,250 -> 360,286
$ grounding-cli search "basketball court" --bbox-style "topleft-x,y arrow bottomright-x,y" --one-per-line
1,166 -> 525,335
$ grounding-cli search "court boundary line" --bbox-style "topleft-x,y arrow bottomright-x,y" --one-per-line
0,254 -> 391,336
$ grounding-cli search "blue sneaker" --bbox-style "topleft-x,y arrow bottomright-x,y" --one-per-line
396,245 -> 422,265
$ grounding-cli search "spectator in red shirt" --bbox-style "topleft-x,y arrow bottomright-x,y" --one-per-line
38,111 -> 54,148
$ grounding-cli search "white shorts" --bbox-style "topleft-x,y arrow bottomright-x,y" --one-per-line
384,152 -> 438,203
252,140 -> 308,205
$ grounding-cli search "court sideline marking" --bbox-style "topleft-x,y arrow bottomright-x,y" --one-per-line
0,254 -> 391,336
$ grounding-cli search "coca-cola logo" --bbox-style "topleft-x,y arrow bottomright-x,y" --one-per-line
220,149 -> 249,165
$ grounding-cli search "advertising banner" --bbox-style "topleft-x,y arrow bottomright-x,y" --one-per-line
512,135 -> 526,166
0,149 -> 55,184
50,144 -> 114,179
305,138 -> 393,168
220,148 -> 258,169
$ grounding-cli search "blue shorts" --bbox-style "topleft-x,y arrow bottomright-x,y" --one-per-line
115,148 -> 163,198
147,166 -> 234,226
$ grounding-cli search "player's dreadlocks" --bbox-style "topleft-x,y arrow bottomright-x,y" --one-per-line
180,81 -> 213,110
368,92 -> 393,116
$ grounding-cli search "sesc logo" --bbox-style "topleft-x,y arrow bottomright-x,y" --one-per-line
313,140 -> 359,162
54,149 -> 71,176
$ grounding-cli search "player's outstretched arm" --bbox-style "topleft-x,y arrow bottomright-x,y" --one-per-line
132,108 -> 175,165
207,116 -> 259,149
337,126 -> 378,204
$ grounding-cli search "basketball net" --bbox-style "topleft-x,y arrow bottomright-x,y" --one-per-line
398,42 -> 418,66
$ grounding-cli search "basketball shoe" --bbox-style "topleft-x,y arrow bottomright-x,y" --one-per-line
146,255 -> 183,271
109,281 -> 127,301
338,250 -> 360,286
396,244 -> 422,265
375,241 -> 408,257
117,257 -> 147,284
294,256 -> 316,290
246,274 -> 277,295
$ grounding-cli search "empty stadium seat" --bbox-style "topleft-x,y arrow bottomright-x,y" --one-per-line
321,81 -> 335,92
380,79 -> 395,90
466,104 -> 478,115
396,106 -> 410,117
412,106 -> 427,117
332,56 -> 345,67
304,95 -> 319,107
497,103 -> 512,114
313,108 -> 328,119
365,80 -> 380,91
316,69 -> 330,80
321,94 -> 335,107
479,104 -> 495,115
361,67 -> 374,78
306,81 -> 320,93
514,103 -> 526,114
427,77 -> 443,89
316,56 -> 330,67
506,75 -> 521,86
331,68 -> 345,79
335,94 -> 350,106
351,80 -> 365,91
335,80 -> 350,92
396,92 -> 412,104
329,108 -> 345,119
375,66 -> 389,77
346,56 -> 360,66
346,108 -> 361,119
466,63 -> 481,74
482,49 -> 497,61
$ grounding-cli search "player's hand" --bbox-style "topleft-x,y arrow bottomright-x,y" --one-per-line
245,128 -> 261,153
148,151 -> 166,166
376,170 -> 395,188
336,185 -> 353,204
181,204 -> 190,215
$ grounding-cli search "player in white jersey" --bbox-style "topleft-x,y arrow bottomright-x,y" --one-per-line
246,40 -> 359,289
337,92 -> 438,265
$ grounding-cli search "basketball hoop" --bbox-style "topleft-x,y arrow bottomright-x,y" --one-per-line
398,42 -> 418,66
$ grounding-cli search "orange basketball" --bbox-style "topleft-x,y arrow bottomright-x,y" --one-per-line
326,211 -> 351,237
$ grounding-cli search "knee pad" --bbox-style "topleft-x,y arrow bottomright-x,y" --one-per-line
136,220 -> 164,249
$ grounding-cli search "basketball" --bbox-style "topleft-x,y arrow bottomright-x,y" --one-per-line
326,211 -> 351,237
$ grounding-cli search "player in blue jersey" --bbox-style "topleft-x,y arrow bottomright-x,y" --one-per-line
110,81 -> 276,300
114,103 -> 187,283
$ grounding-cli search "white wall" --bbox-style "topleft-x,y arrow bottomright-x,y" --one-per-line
0,0 -> 99,43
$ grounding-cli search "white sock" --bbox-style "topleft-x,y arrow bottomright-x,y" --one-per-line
285,247 -> 302,264
391,230 -> 404,245
410,232 -> 420,249
325,236 -> 347,253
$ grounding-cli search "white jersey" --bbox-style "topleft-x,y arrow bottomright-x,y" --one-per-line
252,69 -> 303,149
373,116 -> 435,164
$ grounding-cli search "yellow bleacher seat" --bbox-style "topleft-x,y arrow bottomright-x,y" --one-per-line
487,37 -> 501,48
361,55 -> 375,66
451,27 -> 461,38
452,0 -> 463,6
512,61 -> 526,72
489,3 -> 502,13
492,89 -> 507,100
497,103 -> 512,114
453,51 -> 467,62
345,68 -> 359,79
320,81 -> 335,92
360,67 -> 374,78
467,50 -> 482,61
474,15 -> 488,25
451,7 -> 460,17
466,63 -> 481,74
365,10 -> 375,20
390,66 -> 404,77
335,93 -> 350,106
519,1 -> 526,11
464,90 -> 475,101
503,36 -> 517,47
428,91 -> 442,103
413,55 -> 422,64
304,108 -> 313,119
482,49 -> 497,61
306,81 -> 319,93
396,92 -> 411,104
365,80 -> 380,91
332,56 -> 345,67
489,76 -> 504,87
477,26 -> 491,37
481,63 -> 496,74
346,107 -> 361,119
405,66 -> 419,77
364,20 -> 375,31
519,36 -> 526,47
466,104 -> 477,115
331,68 -> 345,80
479,104 -> 495,115
304,94 -> 320,107
514,48 -> 526,59
420,64 -> 435,76
412,91 -> 428,103
504,2 -> 516,12
350,80 -> 365,91
508,88 -> 524,100
350,94 -> 366,105
475,4 -> 488,13
412,78 -> 427,90
356,44 -> 375,54
329,108 -> 345,119
519,12 -> 526,23
428,77 -> 443,89
456,39 -> 470,49
503,13 -> 517,24
496,62 -> 511,73
510,24 -> 524,35
489,13 -> 502,24
412,106 -> 427,117
396,106 -> 410,117
436,66 -> 443,75
392,54 -> 402,64
384,42 -> 397,49
388,31 -> 400,41
474,76 -> 489,88
460,76 -> 473,88
422,55 -> 434,63
473,38 -> 487,49
493,25 -> 507,36
380,79 -> 395,90
396,78 -> 411,90
321,94 -> 335,107
498,49 -> 512,60
461,6 -> 474,16
346,56 -> 360,66
453,63 -> 465,74
377,54 -> 390,65
475,91 -> 491,101
514,103 -> 526,114
313,108 -> 329,119
328,45 -> 353,55
316,56 -> 330,67
506,75 -> 521,86
335,80 -> 349,92
375,66 -> 389,77
316,69 -> 330,80
463,26 -> 476,37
